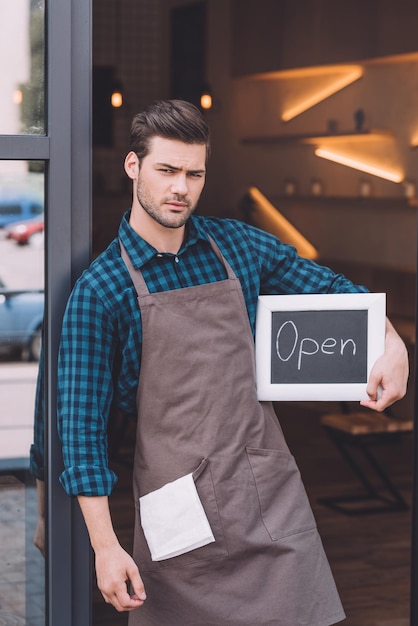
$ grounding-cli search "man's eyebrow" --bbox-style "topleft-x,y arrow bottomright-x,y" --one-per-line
155,162 -> 206,174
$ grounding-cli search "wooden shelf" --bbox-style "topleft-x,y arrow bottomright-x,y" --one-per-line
241,130 -> 393,145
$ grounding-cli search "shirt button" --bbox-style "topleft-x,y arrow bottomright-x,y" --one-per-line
157,253 -> 163,258
174,256 -> 179,263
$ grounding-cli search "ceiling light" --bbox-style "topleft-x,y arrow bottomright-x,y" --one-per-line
111,81 -> 123,108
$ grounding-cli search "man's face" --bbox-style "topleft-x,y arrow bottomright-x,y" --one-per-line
133,136 -> 206,230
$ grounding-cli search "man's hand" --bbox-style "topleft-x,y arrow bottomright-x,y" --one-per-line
34,514 -> 45,557
77,494 -> 146,612
95,543 -> 146,612
361,318 -> 409,412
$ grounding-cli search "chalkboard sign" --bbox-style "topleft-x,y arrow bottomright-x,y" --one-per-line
256,293 -> 386,401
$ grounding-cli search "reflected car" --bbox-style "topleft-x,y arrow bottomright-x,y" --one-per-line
6,216 -> 44,246
0,191 -> 44,228
0,278 -> 43,361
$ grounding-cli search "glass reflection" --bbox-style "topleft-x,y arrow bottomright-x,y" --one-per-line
0,1 -> 45,135
0,160 -> 45,625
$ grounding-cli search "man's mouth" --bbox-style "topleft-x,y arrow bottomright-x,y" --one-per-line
165,199 -> 189,210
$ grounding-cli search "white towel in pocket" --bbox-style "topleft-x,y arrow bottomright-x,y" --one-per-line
139,472 -> 215,561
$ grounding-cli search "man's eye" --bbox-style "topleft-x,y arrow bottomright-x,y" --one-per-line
158,168 -> 173,174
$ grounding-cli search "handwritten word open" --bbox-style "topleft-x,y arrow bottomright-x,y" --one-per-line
275,320 -> 357,370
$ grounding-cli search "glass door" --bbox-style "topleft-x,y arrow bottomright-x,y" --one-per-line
0,158 -> 45,626
0,1 -> 45,622
0,1 -> 92,624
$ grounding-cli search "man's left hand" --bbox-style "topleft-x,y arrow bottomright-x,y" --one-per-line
360,318 -> 409,412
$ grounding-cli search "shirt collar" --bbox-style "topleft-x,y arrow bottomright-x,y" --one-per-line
118,210 -> 211,269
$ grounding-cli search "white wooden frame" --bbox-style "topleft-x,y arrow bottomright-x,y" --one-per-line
255,293 -> 386,401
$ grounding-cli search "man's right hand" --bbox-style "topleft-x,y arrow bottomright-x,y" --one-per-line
95,543 -> 146,612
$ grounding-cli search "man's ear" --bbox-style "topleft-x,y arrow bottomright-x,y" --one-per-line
124,151 -> 139,180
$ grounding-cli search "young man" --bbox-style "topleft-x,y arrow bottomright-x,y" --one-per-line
53,100 -> 407,625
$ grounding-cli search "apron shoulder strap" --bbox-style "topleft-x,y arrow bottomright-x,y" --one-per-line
207,235 -> 237,281
120,241 -> 150,296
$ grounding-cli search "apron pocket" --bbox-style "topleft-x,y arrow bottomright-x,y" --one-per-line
246,447 -> 317,541
136,458 -> 228,571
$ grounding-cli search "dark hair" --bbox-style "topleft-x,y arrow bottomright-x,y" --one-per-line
129,99 -> 210,164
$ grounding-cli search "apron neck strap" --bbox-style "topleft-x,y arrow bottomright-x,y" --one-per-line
120,241 -> 149,296
206,235 -> 236,281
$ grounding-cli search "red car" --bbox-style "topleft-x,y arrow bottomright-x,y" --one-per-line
5,216 -> 44,246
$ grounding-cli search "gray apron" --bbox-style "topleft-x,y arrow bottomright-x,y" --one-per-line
121,238 -> 345,626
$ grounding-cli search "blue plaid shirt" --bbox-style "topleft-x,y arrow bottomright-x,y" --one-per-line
31,211 -> 367,495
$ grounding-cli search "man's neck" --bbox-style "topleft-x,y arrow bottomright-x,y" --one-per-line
129,211 -> 186,254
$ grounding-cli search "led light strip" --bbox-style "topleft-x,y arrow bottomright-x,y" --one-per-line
248,187 -> 318,260
281,68 -> 363,122
315,148 -> 403,183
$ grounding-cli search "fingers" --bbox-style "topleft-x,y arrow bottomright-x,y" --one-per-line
361,368 -> 405,412
126,564 -> 147,604
360,393 -> 387,413
101,576 -> 145,612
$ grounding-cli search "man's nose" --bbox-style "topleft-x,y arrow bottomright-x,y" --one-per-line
170,174 -> 188,196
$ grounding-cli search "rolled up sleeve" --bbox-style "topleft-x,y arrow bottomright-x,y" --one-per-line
57,280 -> 118,496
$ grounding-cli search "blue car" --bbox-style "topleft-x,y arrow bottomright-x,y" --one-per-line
0,279 -> 44,360
0,191 -> 44,228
